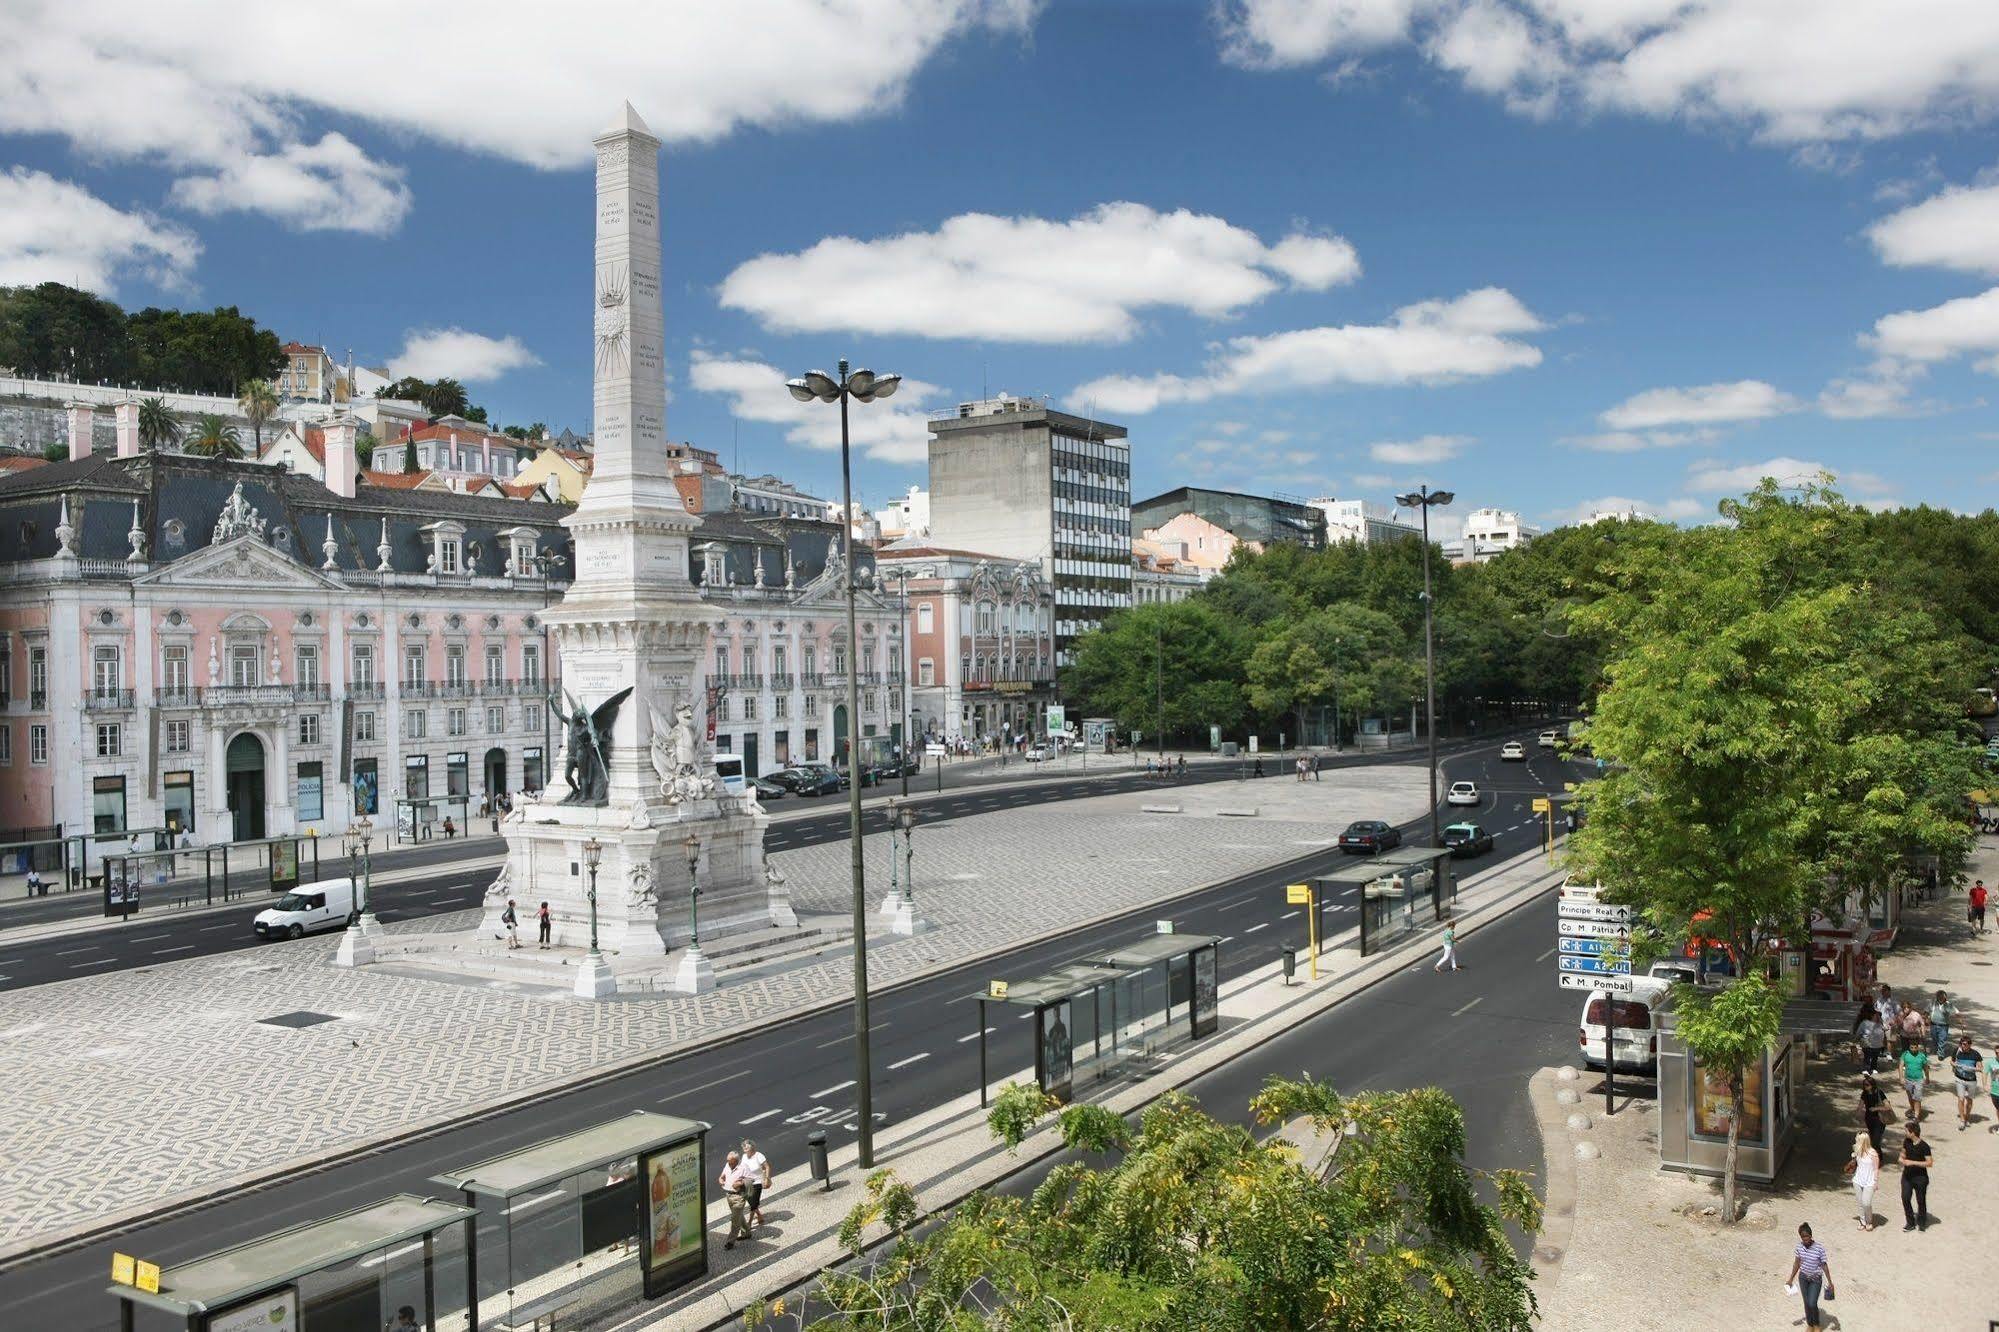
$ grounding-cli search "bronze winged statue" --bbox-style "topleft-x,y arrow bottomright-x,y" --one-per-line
553,685 -> 633,806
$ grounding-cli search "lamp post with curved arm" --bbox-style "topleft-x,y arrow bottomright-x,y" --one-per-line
1394,485 -> 1454,853
785,359 -> 900,1171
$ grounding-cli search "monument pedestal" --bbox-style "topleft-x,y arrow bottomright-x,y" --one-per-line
574,949 -> 617,999
674,946 -> 714,994
333,924 -> 374,968
876,893 -> 932,937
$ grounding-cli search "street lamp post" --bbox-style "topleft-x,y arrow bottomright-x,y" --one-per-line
575,835 -> 615,999
333,814 -> 375,967
1395,485 -> 1454,851
787,359 -> 901,1170
674,831 -> 714,994
897,802 -> 916,915
890,566 -> 912,798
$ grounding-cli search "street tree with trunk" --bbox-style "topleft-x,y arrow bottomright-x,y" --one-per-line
1247,603 -> 1409,745
136,396 -> 181,452
1065,601 -> 1248,745
236,378 -> 278,451
749,1076 -> 1540,1331
184,413 -> 243,459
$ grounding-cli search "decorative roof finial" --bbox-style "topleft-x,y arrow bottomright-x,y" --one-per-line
376,517 -> 393,572
322,513 -> 340,571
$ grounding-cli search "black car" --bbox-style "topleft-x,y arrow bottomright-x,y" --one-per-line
1440,822 -> 1493,858
1338,820 -> 1402,854
773,766 -> 841,797
751,776 -> 788,801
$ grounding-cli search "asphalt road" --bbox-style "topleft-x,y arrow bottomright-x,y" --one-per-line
0,731 -> 1543,993
3,732 -> 1587,1327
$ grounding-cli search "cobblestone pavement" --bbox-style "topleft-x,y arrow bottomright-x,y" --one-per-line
0,766 -> 1426,1251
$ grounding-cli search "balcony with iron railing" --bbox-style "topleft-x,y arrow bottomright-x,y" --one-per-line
350,681 -> 386,701
768,673 -> 795,691
29,690 -> 47,710
155,687 -> 197,708
84,688 -> 135,711
199,684 -> 304,708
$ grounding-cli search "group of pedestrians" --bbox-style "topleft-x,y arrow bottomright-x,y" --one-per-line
718,1139 -> 771,1250
1292,755 -> 1323,782
496,898 -> 555,949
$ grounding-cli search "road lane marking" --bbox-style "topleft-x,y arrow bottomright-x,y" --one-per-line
888,1053 -> 930,1070
68,958 -> 119,969
957,1027 -> 998,1043
1244,923 -> 1270,933
1280,911 -> 1299,920
658,1069 -> 751,1104
811,1079 -> 856,1098
202,923 -> 237,932
56,946 -> 101,956
1536,947 -> 1555,962
1218,935 -> 1235,943
130,934 -> 171,943
740,1108 -> 783,1125
1451,997 -> 1484,1017
153,945 -> 194,955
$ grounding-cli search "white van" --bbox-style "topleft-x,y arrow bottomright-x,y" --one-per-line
712,753 -> 746,796
1577,975 -> 1671,1072
254,878 -> 357,940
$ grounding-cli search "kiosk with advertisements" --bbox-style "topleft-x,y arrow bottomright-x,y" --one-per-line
107,1195 -> 474,1332
431,1111 -> 709,1328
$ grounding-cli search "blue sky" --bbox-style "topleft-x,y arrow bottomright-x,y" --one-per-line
5,1 -> 1999,535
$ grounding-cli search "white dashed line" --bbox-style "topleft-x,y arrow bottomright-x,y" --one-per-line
68,958 -> 119,969
55,947 -> 101,956
888,1053 -> 930,1070
811,1080 -> 856,1099
152,945 -> 194,955
957,1027 -> 998,1043
739,1108 -> 783,1125
1280,911 -> 1299,920
1451,997 -> 1484,1017
1244,923 -> 1270,934
130,934 -> 171,943
1536,948 -> 1555,962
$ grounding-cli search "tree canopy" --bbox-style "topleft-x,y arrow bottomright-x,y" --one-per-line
0,283 -> 284,395
375,375 -> 487,422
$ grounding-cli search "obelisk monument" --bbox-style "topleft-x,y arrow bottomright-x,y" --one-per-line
476,104 -> 794,997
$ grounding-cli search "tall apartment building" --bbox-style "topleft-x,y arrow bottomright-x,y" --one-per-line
926,396 -> 1129,669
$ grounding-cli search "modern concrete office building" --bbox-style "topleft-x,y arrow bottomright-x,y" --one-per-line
926,396 -> 1130,669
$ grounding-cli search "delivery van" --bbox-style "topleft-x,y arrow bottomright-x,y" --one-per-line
1577,975 -> 1672,1072
254,877 -> 357,940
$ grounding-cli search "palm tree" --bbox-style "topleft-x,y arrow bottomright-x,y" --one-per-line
185,413 -> 243,459
420,378 -> 470,418
137,397 -> 181,453
237,379 -> 279,453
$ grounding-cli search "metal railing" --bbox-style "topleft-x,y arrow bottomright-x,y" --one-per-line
155,687 -> 197,708
769,673 -> 795,690
199,684 -> 301,707
84,688 -> 135,711
350,681 -> 385,700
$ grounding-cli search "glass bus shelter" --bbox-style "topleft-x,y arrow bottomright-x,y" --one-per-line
109,1194 -> 473,1332
429,1111 -> 710,1328
1312,846 -> 1456,956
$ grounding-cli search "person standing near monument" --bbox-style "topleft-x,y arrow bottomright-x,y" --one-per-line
537,900 -> 552,949
501,899 -> 521,950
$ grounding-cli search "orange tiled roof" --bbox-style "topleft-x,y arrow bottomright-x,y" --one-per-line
362,469 -> 434,491
0,456 -> 49,474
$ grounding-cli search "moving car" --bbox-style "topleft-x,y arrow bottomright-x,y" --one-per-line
1440,822 -> 1493,857
254,878 -> 357,940
1577,976 -> 1672,1072
771,766 -> 841,797
1023,745 -> 1051,762
1338,820 -> 1402,854
1446,780 -> 1480,807
750,776 -> 788,801
1537,729 -> 1560,749
1500,740 -> 1526,761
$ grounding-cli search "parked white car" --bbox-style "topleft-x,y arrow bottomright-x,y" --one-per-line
1538,729 -> 1560,749
1446,780 -> 1480,806
254,878 -> 357,940
1023,745 -> 1051,762
1500,740 -> 1526,761
1577,976 -> 1671,1071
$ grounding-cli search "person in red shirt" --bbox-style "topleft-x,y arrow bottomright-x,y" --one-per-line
1970,880 -> 1988,935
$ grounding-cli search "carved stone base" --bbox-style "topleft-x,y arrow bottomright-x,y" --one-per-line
574,950 -> 617,999
877,897 -> 932,937
673,945 -> 714,994
333,925 -> 374,968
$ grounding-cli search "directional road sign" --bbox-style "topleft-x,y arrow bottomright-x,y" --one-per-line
1558,936 -> 1629,955
1558,953 -> 1632,976
1558,918 -> 1631,938
1558,972 -> 1636,993
1558,900 -> 1634,923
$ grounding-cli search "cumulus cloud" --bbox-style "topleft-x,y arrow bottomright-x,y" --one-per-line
389,328 -> 541,382
1216,1 -> 1999,144
690,351 -> 945,464
1683,455 -> 1893,496
1073,286 -> 1545,414
1869,286 -> 1999,370
1599,379 -> 1802,430
0,1 -> 1036,231
1816,360 -> 1940,418
1866,175 -> 1999,275
170,133 -> 412,235
1368,433 -> 1470,464
1564,428 -> 1716,452
719,203 -> 1360,344
0,168 -> 200,295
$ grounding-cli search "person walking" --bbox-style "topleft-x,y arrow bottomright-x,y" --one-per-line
1312,754 -> 1321,781
1900,1043 -> 1930,1119
1899,1119 -> 1933,1231
1898,1002 -> 1929,1058
537,900 -> 552,949
1842,1130 -> 1881,1232
1971,878 -> 1989,934
719,1151 -> 752,1249
1856,1008 -> 1886,1073
740,1138 -> 771,1228
1948,1034 -> 1983,1130
1986,1046 -> 1999,1134
1784,1223 -> 1834,1332
1433,917 -> 1460,973
1176,755 -> 1187,779
1929,990 -> 1957,1057
501,898 -> 520,950
1876,983 -> 1902,1035
1859,1073 -> 1890,1153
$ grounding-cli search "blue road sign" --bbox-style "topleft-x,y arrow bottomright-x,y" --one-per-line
1557,953 -> 1632,976
1558,936 -> 1630,956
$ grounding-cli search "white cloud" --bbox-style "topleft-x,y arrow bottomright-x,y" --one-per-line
170,133 -> 411,235
1368,433 -> 1470,463
0,2 -> 1036,231
1867,176 -> 1999,275
1351,471 -> 1394,488
1564,427 -> 1716,452
719,203 -> 1359,344
388,328 -> 541,383
1683,455 -> 1894,496
0,168 -> 199,295
1816,360 -> 1938,418
1869,286 -> 1999,369
689,351 -> 946,464
1599,379 -> 1802,430
1073,286 -> 1544,413
1217,1 -> 1999,144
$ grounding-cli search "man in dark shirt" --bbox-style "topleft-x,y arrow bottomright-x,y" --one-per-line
1859,1074 -> 1889,1152
1899,1120 -> 1933,1231
1949,1035 -> 1983,1130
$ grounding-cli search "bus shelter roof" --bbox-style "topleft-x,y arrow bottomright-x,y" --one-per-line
431,1110 -> 708,1198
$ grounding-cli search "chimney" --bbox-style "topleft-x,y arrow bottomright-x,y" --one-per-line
114,400 -> 141,458
324,413 -> 359,499
66,402 -> 94,460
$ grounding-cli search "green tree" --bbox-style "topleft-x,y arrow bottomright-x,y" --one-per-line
184,413 -> 243,459
759,1077 -> 1540,1331
41,440 -> 68,463
355,430 -> 377,467
375,375 -> 476,420
1065,601 -> 1249,744
403,434 -> 418,474
236,378 -> 278,452
0,282 -> 134,382
1671,974 -> 1782,1223
126,305 -> 283,395
137,397 -> 181,452
1246,603 -> 1408,743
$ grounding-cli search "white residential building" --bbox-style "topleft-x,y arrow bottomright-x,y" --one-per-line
1309,497 -> 1418,545
1445,507 -> 1539,563
877,485 -> 930,541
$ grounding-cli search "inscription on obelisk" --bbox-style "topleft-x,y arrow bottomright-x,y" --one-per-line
586,102 -> 669,525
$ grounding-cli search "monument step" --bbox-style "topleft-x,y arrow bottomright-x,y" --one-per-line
693,924 -> 849,964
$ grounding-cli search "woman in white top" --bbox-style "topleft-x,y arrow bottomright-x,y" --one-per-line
1841,1129 -> 1880,1232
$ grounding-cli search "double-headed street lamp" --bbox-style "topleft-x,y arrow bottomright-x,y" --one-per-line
1395,484 -> 1453,852
334,814 -> 376,967
786,358 -> 900,1170
575,835 -> 614,999
886,565 -> 913,798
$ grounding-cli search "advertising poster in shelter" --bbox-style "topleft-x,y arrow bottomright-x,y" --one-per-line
1690,1054 -> 1766,1144
1191,945 -> 1219,1038
270,840 -> 300,894
209,1288 -> 298,1332
642,1138 -> 705,1294
1038,1000 -> 1074,1103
